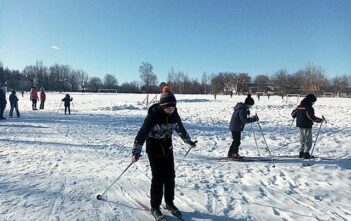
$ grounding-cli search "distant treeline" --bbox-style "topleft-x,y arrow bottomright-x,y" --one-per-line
1,61 -> 350,96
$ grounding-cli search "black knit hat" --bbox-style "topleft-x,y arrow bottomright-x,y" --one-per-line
305,94 -> 317,102
244,94 -> 255,105
160,86 -> 176,108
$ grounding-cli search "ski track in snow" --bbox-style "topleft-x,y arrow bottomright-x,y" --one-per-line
0,93 -> 350,221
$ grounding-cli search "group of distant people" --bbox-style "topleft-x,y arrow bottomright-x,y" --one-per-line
0,86 -> 74,120
29,86 -> 46,110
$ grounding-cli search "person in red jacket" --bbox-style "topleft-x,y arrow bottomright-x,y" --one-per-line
30,87 -> 39,110
39,87 -> 46,109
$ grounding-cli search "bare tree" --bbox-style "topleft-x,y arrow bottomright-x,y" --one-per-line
271,69 -> 290,95
103,74 -> 118,89
201,72 -> 211,94
87,77 -> 103,92
211,74 -> 224,94
237,73 -> 251,94
254,74 -> 269,92
296,65 -> 328,94
139,62 -> 157,93
332,74 -> 350,94
222,72 -> 237,94
119,81 -> 140,93
75,70 -> 89,92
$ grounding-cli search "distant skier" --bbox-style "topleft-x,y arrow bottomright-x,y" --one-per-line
228,94 -> 259,160
132,86 -> 197,220
39,87 -> 46,109
291,94 -> 324,159
30,87 -> 39,110
0,88 -> 7,120
62,94 -> 73,115
21,91 -> 24,97
9,90 -> 20,118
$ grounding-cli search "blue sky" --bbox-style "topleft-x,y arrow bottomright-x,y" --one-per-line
1,0 -> 350,83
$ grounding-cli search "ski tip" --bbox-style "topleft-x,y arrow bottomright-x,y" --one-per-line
96,194 -> 102,200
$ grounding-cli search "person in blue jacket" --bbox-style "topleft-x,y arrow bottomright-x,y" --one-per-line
228,94 -> 259,160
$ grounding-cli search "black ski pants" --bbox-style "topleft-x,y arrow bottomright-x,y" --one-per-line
228,131 -> 241,156
0,105 -> 5,118
9,103 -> 20,117
40,101 -> 45,109
148,153 -> 175,209
31,99 -> 37,110
64,105 -> 71,114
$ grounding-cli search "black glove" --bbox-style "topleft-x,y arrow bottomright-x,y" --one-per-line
247,110 -> 250,116
189,140 -> 198,147
132,149 -> 141,162
254,115 -> 259,122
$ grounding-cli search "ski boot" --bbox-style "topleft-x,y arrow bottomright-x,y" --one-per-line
303,152 -> 315,159
151,207 -> 166,221
165,204 -> 182,218
232,154 -> 244,161
299,151 -> 304,158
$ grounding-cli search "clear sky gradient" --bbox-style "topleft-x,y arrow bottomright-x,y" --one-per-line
1,0 -> 350,83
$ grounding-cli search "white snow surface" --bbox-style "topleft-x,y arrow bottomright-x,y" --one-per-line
0,92 -> 350,221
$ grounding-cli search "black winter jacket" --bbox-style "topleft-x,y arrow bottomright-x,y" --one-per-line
62,97 -> 73,106
9,94 -> 19,106
229,102 -> 257,132
0,91 -> 7,108
291,98 -> 321,128
133,103 -> 191,158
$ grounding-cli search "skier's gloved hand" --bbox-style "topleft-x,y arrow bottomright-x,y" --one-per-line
254,115 -> 259,122
247,110 -> 250,116
189,140 -> 198,148
132,154 -> 140,163
132,143 -> 142,162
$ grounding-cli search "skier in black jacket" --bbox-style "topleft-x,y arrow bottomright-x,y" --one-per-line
0,88 -> 7,120
228,94 -> 259,160
9,90 -> 20,118
291,94 -> 324,159
132,86 -> 197,220
62,94 -> 73,114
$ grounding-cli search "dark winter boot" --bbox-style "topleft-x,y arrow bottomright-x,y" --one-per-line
303,152 -> 315,159
232,154 -> 244,161
151,207 -> 165,221
165,203 -> 182,218
299,151 -> 304,158
227,151 -> 233,158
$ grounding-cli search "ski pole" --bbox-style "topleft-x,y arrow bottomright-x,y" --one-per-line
256,119 -> 276,167
250,123 -> 260,156
281,118 -> 295,148
96,161 -> 134,200
308,116 -> 326,164
176,141 -> 197,170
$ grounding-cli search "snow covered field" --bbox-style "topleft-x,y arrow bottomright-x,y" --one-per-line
0,92 -> 350,221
